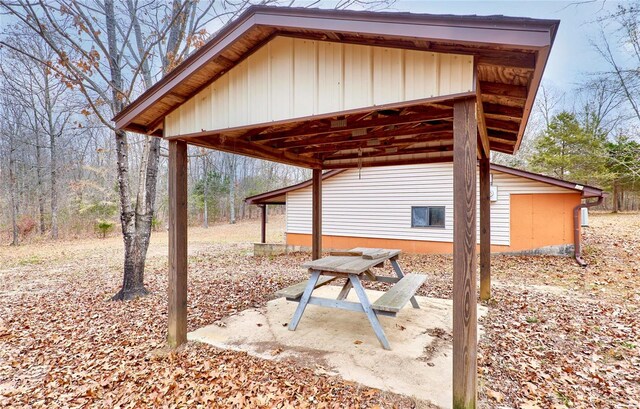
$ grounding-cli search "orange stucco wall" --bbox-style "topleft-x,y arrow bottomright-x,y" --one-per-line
286,192 -> 582,254
508,193 -> 581,251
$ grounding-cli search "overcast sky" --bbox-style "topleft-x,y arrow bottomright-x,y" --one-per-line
0,1 -> 623,96
389,0 -> 620,90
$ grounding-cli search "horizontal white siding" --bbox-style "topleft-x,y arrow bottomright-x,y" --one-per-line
286,164 -> 573,246
165,36 -> 474,137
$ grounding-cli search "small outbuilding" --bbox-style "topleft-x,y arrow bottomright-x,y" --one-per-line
246,163 -> 604,256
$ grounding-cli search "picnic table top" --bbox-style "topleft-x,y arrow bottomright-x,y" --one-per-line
302,247 -> 401,275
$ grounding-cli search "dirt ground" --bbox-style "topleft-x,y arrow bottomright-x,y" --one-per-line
0,216 -> 286,270
1,213 -> 639,408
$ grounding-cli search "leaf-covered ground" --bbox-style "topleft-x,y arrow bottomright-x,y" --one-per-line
1,213 -> 639,408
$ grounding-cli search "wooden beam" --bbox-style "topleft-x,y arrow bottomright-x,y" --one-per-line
487,129 -> 518,142
264,110 -> 454,146
475,52 -> 535,70
261,204 -> 267,244
487,137 -> 516,146
312,169 -> 322,260
485,118 -> 520,133
285,122 -> 453,152
183,133 -> 322,169
475,79 -> 490,158
241,93 -> 470,143
452,98 -> 477,409
479,155 -> 491,301
483,103 -> 524,120
490,144 -> 515,154
324,140 -> 453,161
126,123 -> 150,135
168,140 -> 188,348
479,81 -> 528,101
308,132 -> 453,156
323,151 -> 453,169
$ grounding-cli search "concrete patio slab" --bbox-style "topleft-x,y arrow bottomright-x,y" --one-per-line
188,285 -> 487,408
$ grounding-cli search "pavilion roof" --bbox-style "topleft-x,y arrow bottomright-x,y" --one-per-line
115,6 -> 559,167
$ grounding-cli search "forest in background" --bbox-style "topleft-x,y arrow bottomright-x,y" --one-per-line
1,0 -> 640,248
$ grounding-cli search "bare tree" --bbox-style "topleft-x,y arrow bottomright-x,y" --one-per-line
8,132 -> 19,246
537,84 -> 565,128
0,93 -> 27,245
576,77 -> 624,138
0,0 -> 395,298
593,3 -> 640,124
0,0 -> 189,299
201,150 -> 210,228
0,31 -> 75,238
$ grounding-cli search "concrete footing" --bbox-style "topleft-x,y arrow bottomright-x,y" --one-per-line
253,242 -> 307,256
254,242 -> 574,257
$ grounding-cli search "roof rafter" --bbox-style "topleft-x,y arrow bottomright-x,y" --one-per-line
272,117 -> 452,150
290,127 -> 453,154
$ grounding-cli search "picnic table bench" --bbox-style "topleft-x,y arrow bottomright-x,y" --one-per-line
277,247 -> 426,350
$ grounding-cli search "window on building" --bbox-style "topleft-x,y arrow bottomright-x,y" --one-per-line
411,206 -> 445,228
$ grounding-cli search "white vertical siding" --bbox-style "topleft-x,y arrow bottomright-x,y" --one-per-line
372,47 -> 404,105
404,51 -> 439,99
248,45 -> 270,124
211,75 -> 229,129
285,164 -> 574,246
228,60 -> 248,127
292,39 -> 318,117
165,36 -> 474,137
343,44 -> 373,109
270,37 -> 294,121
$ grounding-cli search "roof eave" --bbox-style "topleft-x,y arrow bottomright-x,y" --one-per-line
244,169 -> 346,205
490,164 -> 605,197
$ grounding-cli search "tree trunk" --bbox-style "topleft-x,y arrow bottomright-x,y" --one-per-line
35,130 -> 46,234
106,0 -> 149,300
9,136 -> 19,246
43,73 -> 58,239
111,0 -> 169,300
49,127 -> 58,239
613,180 -> 619,213
111,128 -> 149,300
131,136 -> 160,294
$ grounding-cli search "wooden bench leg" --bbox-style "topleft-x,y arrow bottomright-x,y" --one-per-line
337,279 -> 352,300
349,274 -> 391,350
288,270 -> 321,331
390,259 -> 420,309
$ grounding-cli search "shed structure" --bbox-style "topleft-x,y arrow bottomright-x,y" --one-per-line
114,6 -> 559,408
246,163 -> 604,255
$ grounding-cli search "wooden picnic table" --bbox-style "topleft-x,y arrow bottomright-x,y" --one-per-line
277,247 -> 426,350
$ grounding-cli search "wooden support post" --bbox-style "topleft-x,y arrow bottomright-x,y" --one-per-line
312,169 -> 322,260
453,98 -> 478,409
168,140 -> 188,348
260,204 -> 267,244
479,154 -> 491,301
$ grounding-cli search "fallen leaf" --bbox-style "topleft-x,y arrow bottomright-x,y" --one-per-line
486,389 -> 504,402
